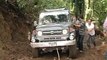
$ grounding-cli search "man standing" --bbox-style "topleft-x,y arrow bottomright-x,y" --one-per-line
74,16 -> 85,52
86,19 -> 96,48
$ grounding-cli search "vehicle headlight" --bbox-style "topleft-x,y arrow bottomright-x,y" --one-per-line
70,33 -> 74,40
37,31 -> 42,36
62,29 -> 68,34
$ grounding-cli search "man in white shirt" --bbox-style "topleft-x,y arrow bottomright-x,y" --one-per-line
85,19 -> 96,48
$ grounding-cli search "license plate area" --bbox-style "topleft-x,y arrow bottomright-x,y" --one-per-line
49,42 -> 57,46
44,37 -> 61,40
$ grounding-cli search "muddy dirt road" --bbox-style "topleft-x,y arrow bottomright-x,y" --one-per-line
2,38 -> 106,60
15,48 -> 104,60
7,43 -> 105,60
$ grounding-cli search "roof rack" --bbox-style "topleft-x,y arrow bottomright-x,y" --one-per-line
44,8 -> 67,12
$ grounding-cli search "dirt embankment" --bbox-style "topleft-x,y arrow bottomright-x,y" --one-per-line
0,4 -> 32,59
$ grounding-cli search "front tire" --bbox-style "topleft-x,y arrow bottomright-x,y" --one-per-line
69,45 -> 77,58
32,48 -> 40,58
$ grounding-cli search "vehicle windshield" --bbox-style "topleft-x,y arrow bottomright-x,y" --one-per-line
41,14 -> 68,25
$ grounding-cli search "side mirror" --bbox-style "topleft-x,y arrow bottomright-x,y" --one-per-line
34,21 -> 37,26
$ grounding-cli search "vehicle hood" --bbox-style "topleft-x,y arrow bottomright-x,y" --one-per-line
36,22 -> 71,31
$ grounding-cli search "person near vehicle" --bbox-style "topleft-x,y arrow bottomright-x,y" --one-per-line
31,27 -> 37,42
72,15 -> 79,48
28,26 -> 36,42
85,19 -> 96,48
103,17 -> 107,36
74,16 -> 85,52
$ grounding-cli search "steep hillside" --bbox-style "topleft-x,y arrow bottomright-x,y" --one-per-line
0,2 -> 32,60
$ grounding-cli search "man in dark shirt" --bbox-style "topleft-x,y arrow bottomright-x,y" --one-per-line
74,16 -> 85,52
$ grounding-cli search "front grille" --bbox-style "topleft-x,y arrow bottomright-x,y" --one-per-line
43,30 -> 62,35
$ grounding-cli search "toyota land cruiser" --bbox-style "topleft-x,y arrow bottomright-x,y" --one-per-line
30,8 -> 77,58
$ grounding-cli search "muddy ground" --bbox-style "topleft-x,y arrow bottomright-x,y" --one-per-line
2,37 -> 107,60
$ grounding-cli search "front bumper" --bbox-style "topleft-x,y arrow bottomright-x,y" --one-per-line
30,40 -> 76,48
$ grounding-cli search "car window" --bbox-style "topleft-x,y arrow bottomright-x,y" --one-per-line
42,14 -> 68,25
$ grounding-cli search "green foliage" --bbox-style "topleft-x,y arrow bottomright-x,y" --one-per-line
16,0 -> 74,21
85,0 -> 107,25
38,0 -> 64,9
17,0 -> 39,20
17,0 -> 35,12
17,0 -> 74,12
93,0 -> 107,25
16,0 -> 107,26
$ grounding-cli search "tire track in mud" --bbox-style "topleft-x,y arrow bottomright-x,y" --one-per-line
17,48 -> 104,60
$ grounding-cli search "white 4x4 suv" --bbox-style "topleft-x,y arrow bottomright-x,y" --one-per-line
30,8 -> 77,58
